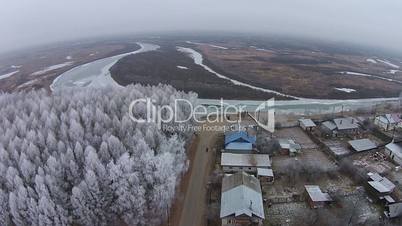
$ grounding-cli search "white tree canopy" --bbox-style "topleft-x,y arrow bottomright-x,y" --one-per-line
0,84 -> 197,226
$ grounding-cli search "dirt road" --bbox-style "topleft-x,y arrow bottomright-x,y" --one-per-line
177,124 -> 222,226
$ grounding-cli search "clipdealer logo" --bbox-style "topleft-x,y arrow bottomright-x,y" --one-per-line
128,98 -> 275,132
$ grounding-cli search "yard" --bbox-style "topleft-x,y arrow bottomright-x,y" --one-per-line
263,149 -> 381,225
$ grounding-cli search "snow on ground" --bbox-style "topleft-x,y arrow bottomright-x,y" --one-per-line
11,65 -> 22,69
0,70 -> 19,80
31,61 -> 74,76
366,58 -> 377,64
334,88 -> 356,93
186,41 -> 228,50
377,59 -> 400,69
177,66 -> 189,70
66,56 -> 73,60
340,71 -> 402,84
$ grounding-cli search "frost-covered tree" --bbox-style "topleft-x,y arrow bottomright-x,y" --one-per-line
0,84 -> 197,226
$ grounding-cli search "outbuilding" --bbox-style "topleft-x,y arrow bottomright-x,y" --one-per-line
221,153 -> 271,174
299,118 -> 317,131
257,168 -> 274,184
348,139 -> 377,152
367,172 -> 396,198
304,185 -> 333,208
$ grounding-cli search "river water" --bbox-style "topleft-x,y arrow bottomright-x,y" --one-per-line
50,43 -> 160,91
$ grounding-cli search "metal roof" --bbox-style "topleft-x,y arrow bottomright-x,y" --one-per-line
220,172 -> 264,219
222,171 -> 261,193
369,181 -> 392,193
386,114 -> 402,124
367,172 -> 396,193
225,131 -> 256,145
221,153 -> 271,168
333,117 -> 359,130
386,142 -> 402,159
257,168 -> 274,177
278,139 -> 301,150
322,121 -> 337,131
299,118 -> 317,127
225,142 -> 253,151
348,139 -> 377,152
305,185 -> 332,202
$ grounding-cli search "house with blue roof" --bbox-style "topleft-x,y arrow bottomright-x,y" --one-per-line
224,131 -> 257,153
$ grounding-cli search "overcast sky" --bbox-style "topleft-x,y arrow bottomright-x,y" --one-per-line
0,0 -> 401,54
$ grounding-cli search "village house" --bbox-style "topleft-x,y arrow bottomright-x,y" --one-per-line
304,185 -> 333,209
223,131 -> 257,153
320,117 -> 359,137
220,172 -> 265,226
385,141 -> 402,166
299,118 -> 317,131
374,114 -> 402,131
221,153 -> 271,174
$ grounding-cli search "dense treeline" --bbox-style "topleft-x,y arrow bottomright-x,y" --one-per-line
0,84 -> 197,226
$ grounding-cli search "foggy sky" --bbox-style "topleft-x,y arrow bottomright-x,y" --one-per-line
1,0 -> 402,54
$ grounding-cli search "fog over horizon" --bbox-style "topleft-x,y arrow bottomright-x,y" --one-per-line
1,0 -> 401,54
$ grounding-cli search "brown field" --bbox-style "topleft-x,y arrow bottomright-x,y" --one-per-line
196,43 -> 402,99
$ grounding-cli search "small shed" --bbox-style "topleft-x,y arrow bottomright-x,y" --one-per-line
367,172 -> 396,197
221,153 -> 271,174
348,139 -> 377,152
299,118 -> 317,131
279,139 -> 302,156
305,185 -> 333,208
257,168 -> 274,184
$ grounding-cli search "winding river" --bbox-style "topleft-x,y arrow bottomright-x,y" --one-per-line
50,43 -> 160,91
50,42 -> 400,115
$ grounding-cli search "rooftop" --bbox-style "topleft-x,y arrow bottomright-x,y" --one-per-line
299,118 -> 317,128
367,172 -> 396,193
257,168 -> 274,177
220,172 -> 264,219
305,185 -> 332,202
386,142 -> 402,159
322,121 -> 337,131
278,139 -> 301,150
333,117 -> 359,130
221,153 -> 271,168
225,131 -> 256,145
348,139 -> 377,152
376,114 -> 402,125
225,142 -> 253,151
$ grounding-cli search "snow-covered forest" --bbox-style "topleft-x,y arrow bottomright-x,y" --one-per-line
0,84 -> 197,226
